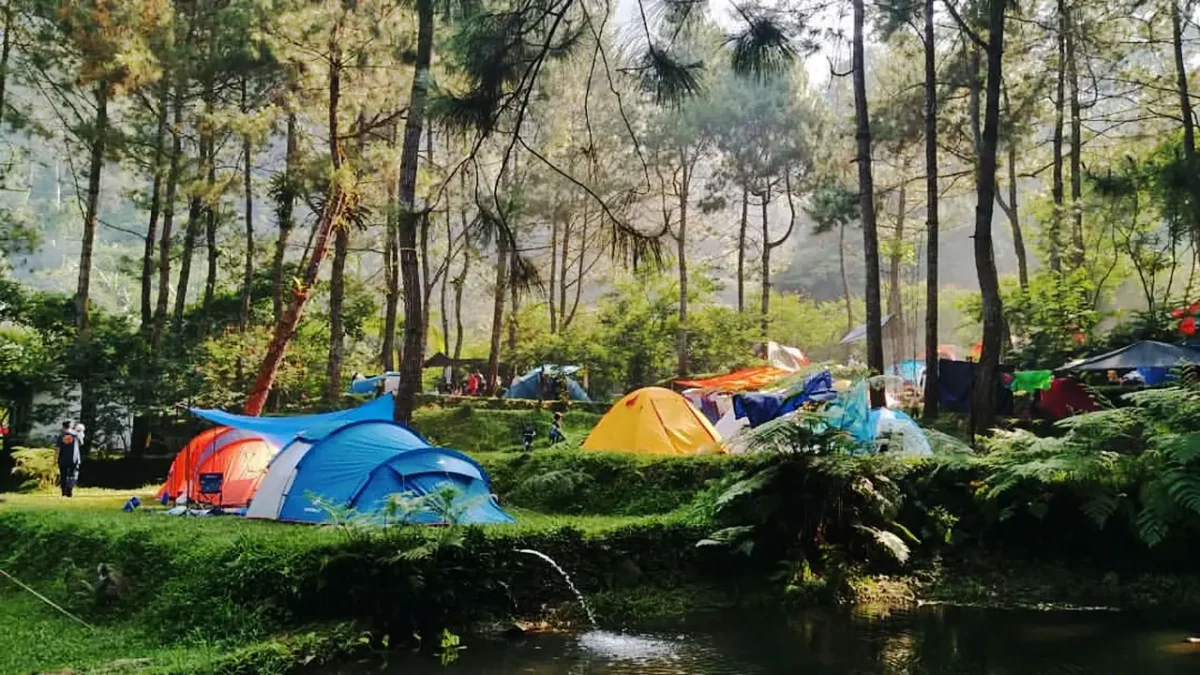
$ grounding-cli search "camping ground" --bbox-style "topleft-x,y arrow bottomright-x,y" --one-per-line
9,405 -> 1200,673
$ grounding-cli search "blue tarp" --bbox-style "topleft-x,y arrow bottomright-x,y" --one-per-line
276,421 -> 514,525
733,370 -> 836,427
348,372 -> 400,394
891,359 -> 925,383
190,395 -> 396,445
505,367 -> 590,401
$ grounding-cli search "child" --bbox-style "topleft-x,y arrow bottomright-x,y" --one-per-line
549,411 -> 566,445
521,425 -> 536,452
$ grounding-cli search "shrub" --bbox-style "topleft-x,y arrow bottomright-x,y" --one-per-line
11,447 -> 56,491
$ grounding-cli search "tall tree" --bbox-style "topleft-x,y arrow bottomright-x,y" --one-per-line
152,81 -> 184,346
921,0 -> 939,421
141,79 -> 170,334
271,109 -> 299,330
393,0 -> 433,423
852,0 -> 886,407
245,11 -> 352,416
950,0 -> 1008,436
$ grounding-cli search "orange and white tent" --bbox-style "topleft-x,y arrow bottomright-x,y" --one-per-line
157,427 -> 279,508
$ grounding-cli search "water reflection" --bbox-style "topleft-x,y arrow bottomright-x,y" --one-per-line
319,605 -> 1200,674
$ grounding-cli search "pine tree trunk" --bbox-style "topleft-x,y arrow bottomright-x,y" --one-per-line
382,124 -> 399,371
1171,0 -> 1199,233
1050,0 -> 1066,272
486,235 -> 509,392
568,223 -> 586,327
453,249 -> 468,362
244,22 -> 346,417
440,207 -> 452,356
173,137 -> 206,332
325,224 -> 348,402
1001,135 -> 1029,290
203,154 -> 218,313
922,0 -> 940,422
888,180 -> 906,364
971,0 -> 1009,438
760,187 -> 771,333
394,0 -> 434,422
153,84 -> 184,346
273,112 -> 298,329
549,217 -> 559,333
560,215 -> 573,328
840,220 -> 854,343
240,80 -> 254,336
0,0 -> 13,128
1066,6 -> 1083,267
507,247 -> 519,354
738,185 -> 748,313
75,81 -> 109,338
675,161 -> 689,378
421,211 -> 433,351
852,0 -> 885,407
142,79 -> 170,335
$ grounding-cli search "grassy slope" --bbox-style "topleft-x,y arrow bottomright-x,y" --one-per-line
412,406 -> 601,453
0,590 -> 221,675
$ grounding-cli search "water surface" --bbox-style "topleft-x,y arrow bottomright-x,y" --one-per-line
325,605 -> 1200,674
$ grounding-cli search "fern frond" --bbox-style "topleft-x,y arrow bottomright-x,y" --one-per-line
1081,488 -> 1120,529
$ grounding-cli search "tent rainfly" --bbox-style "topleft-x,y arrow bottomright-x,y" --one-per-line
839,314 -> 894,345
189,394 -> 395,445
246,420 -> 514,525
583,387 -> 723,455
1060,340 -> 1200,372
158,427 -> 279,507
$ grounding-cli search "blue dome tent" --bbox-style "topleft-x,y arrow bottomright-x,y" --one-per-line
504,365 -> 590,401
245,420 -> 514,525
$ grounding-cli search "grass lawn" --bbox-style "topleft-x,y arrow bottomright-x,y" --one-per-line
0,589 -> 222,674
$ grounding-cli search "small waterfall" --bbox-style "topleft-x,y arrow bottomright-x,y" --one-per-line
516,548 -> 598,628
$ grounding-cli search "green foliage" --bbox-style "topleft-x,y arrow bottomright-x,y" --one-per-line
513,269 -> 761,397
10,446 -> 56,491
481,449 -> 767,515
981,380 -> 1200,548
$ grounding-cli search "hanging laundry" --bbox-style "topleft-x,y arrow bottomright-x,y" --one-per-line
1010,370 -> 1053,392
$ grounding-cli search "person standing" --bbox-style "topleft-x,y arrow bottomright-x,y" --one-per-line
53,421 -> 80,498
549,411 -> 566,445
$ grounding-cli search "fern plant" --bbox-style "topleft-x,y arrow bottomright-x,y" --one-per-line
982,381 -> 1200,547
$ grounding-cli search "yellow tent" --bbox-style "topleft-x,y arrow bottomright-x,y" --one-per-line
583,387 -> 724,455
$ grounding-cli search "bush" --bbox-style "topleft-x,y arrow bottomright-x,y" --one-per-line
479,450 -> 770,515
10,447 -> 56,491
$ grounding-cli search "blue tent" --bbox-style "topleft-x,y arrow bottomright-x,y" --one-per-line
190,395 -> 396,445
245,420 -> 514,525
504,366 -> 590,401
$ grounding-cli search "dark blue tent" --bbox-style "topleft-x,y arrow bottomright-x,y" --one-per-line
504,366 -> 590,401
